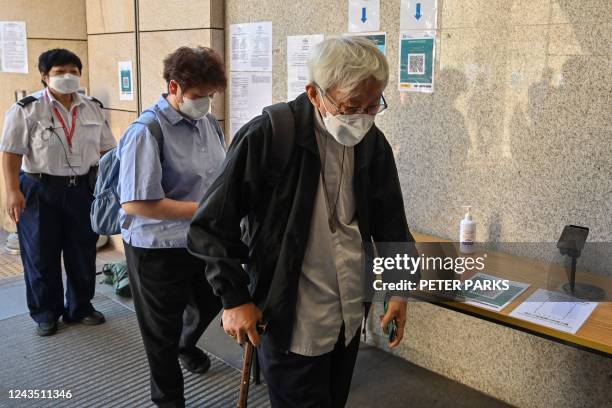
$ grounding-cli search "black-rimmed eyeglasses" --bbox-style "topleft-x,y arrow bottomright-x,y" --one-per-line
318,87 -> 388,115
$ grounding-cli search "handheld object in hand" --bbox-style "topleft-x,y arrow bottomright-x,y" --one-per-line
383,300 -> 397,342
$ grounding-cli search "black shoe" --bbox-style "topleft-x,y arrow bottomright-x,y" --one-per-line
36,321 -> 58,336
63,310 -> 106,325
179,348 -> 211,374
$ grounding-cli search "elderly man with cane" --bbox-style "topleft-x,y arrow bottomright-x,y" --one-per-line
189,36 -> 416,407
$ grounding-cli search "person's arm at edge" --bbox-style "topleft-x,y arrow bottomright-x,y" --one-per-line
1,105 -> 29,224
370,130 -> 417,348
2,152 -> 24,223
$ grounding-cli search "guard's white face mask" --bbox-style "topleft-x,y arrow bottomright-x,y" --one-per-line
48,73 -> 80,94
319,93 -> 375,147
179,95 -> 211,120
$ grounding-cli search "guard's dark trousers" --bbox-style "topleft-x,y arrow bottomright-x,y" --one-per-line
124,242 -> 222,408
18,173 -> 98,323
258,326 -> 361,408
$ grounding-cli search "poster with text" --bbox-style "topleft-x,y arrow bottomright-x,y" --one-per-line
287,34 -> 324,100
230,22 -> 273,72
0,21 -> 28,73
230,71 -> 272,138
398,34 -> 435,93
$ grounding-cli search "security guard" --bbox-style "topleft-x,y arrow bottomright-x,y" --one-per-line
0,48 -> 116,336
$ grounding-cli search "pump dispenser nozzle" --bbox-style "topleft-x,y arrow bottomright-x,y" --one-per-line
462,205 -> 472,221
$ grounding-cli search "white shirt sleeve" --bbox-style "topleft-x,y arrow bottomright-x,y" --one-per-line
0,105 -> 30,156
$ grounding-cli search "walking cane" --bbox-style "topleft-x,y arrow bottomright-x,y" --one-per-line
237,322 -> 267,408
237,341 -> 254,408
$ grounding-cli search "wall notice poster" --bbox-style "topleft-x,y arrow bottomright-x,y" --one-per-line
348,0 -> 380,33
345,32 -> 386,54
0,21 -> 28,73
230,22 -> 273,72
400,0 -> 438,34
398,33 -> 435,93
229,21 -> 274,138
230,71 -> 272,138
118,61 -> 134,101
287,34 -> 324,100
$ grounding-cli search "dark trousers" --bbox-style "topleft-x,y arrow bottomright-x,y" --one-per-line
258,326 -> 361,408
17,174 -> 98,323
124,241 -> 222,408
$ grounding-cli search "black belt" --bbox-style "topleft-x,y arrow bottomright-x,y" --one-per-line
24,172 -> 89,187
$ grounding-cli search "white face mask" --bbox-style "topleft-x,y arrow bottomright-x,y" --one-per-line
48,73 -> 80,94
179,95 -> 211,120
319,94 -> 375,147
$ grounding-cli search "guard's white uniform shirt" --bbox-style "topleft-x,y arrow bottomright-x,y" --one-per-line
0,89 -> 116,176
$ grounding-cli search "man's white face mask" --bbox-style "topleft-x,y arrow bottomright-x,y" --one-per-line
318,91 -> 376,147
48,73 -> 80,95
179,95 -> 211,120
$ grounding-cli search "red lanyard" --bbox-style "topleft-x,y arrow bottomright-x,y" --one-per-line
52,105 -> 78,148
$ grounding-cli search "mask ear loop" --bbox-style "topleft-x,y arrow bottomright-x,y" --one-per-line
170,80 -> 185,109
317,87 -> 333,118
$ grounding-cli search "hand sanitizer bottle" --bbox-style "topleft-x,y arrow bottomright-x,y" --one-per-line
460,206 -> 476,254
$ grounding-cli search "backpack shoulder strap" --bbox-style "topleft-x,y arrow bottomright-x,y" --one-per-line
134,109 -> 163,159
205,113 -> 225,148
262,102 -> 295,183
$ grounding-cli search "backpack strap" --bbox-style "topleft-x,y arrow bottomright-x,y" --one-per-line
262,102 -> 295,185
206,113 -> 225,148
134,109 -> 163,160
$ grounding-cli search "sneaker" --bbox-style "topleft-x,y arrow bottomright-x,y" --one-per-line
179,348 -> 211,374
63,310 -> 106,325
36,321 -> 58,336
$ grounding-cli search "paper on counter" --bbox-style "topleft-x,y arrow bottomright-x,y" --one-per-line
462,273 -> 530,312
509,288 -> 598,334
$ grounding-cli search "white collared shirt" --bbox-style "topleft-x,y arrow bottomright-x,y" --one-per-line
0,89 -> 116,176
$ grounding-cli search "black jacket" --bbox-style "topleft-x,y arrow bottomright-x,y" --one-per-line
187,93 -> 415,351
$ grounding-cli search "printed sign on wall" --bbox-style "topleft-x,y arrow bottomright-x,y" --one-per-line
118,61 -> 134,101
348,0 -> 380,33
0,21 -> 28,73
400,0 -> 438,34
398,34 -> 435,93
287,34 -> 325,100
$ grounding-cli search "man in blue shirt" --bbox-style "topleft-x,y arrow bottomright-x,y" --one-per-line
116,46 -> 227,408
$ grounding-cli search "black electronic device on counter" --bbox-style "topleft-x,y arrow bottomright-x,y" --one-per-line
557,225 -> 605,301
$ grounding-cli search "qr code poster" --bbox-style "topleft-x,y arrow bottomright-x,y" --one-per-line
399,35 -> 435,93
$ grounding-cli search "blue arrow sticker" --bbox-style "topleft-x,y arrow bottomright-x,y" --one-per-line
361,7 -> 367,23
415,3 -> 422,20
